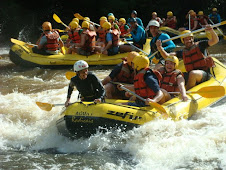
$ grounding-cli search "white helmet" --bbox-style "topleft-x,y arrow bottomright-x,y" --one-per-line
148,20 -> 160,28
73,60 -> 89,72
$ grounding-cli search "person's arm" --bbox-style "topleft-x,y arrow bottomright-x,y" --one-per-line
206,25 -> 219,46
177,74 -> 188,101
160,34 -> 176,52
102,63 -> 122,85
37,36 -> 47,49
131,26 -> 143,42
156,39 -> 171,59
102,76 -> 112,85
65,81 -> 76,106
102,33 -> 112,52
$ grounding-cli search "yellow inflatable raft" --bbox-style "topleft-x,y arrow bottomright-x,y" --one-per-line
56,58 -> 226,139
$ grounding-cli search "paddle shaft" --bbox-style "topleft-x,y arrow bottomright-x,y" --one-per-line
120,86 -> 146,102
148,21 -> 226,60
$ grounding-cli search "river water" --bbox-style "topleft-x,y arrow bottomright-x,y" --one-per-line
0,41 -> 226,169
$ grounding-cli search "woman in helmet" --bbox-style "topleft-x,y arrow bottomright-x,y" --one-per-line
65,60 -> 105,106
158,56 -> 188,101
119,55 -> 165,107
118,18 -> 130,38
96,16 -> 107,47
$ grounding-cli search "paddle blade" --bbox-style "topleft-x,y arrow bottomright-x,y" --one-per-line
36,102 -> 53,111
220,21 -> 226,26
74,13 -> 84,20
192,86 -> 225,98
61,46 -> 66,55
149,102 -> 167,114
53,13 -> 62,23
65,71 -> 76,80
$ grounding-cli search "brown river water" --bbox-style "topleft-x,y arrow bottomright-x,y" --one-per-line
0,40 -> 226,169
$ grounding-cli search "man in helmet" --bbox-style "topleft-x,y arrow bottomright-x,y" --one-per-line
156,25 -> 219,90
66,21 -> 83,54
208,8 -> 221,24
74,21 -> 97,56
147,20 -> 175,69
158,56 -> 188,101
127,10 -> 144,27
100,21 -> 120,55
145,12 -> 163,30
65,60 -> 105,106
119,55 -> 164,107
197,11 -> 208,28
102,51 -> 139,99
108,15 -> 120,32
118,18 -> 130,38
162,11 -> 177,29
96,16 -> 107,47
184,10 -> 198,31
33,21 -> 64,55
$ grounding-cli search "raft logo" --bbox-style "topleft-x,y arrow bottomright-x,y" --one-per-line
75,111 -> 92,116
72,117 -> 93,123
106,110 -> 142,120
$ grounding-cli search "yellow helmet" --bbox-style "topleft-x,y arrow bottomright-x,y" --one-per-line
188,10 -> 194,14
108,15 -> 115,21
165,56 -> 179,69
82,21 -> 90,28
152,12 -> 157,15
167,11 -> 173,16
191,11 -> 196,16
100,16 -> 107,21
72,18 -> 79,24
84,17 -> 90,21
132,55 -> 150,71
42,21 -> 52,31
102,22 -> 111,30
69,21 -> 78,30
119,18 -> 126,24
212,8 -> 217,12
198,11 -> 204,16
180,30 -> 194,44
127,51 -> 139,66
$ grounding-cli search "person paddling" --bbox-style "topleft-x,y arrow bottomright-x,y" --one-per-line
65,60 -> 105,106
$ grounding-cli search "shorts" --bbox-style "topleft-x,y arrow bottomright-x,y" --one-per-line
107,46 -> 119,56
78,48 -> 92,56
183,70 -> 211,84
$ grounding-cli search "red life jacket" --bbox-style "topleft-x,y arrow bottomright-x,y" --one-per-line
105,29 -> 120,47
134,68 -> 162,99
113,61 -> 134,83
68,30 -> 81,43
44,31 -> 60,51
98,28 -> 105,42
82,29 -> 97,52
160,69 -> 183,92
166,18 -> 177,29
182,43 -> 215,72
119,25 -> 128,36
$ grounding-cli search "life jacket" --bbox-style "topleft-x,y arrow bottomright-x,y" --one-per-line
105,29 -> 120,47
113,61 -> 134,83
160,68 -> 183,92
209,14 -> 219,24
44,30 -> 60,51
134,68 -> 162,99
98,28 -> 105,42
119,25 -> 128,36
81,29 -> 97,52
68,29 -> 81,43
182,43 -> 215,72
189,17 -> 198,29
197,16 -> 208,28
166,18 -> 177,29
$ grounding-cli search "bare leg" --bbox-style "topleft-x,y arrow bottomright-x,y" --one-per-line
186,70 -> 203,90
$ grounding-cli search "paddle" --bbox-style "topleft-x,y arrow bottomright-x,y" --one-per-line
74,13 -> 100,27
168,86 -> 225,98
36,102 -> 65,111
119,85 -> 167,114
53,13 -> 69,28
65,71 -> 76,80
208,19 -> 226,40
147,20 -> 226,60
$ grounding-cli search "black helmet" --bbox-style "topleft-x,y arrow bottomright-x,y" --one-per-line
129,17 -> 137,23
131,10 -> 137,15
